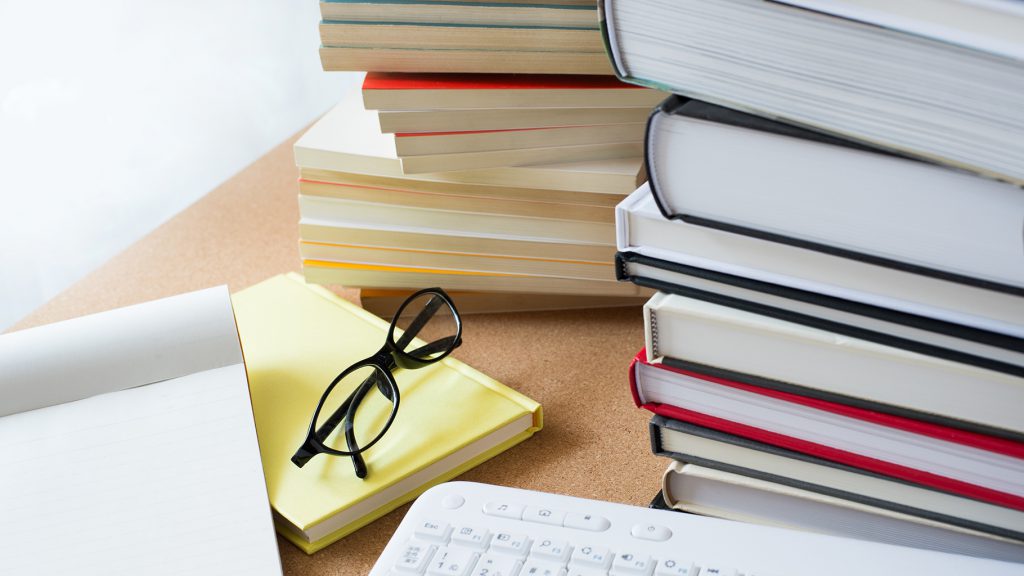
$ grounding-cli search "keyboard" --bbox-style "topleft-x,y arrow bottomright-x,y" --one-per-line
369,482 -> 1023,576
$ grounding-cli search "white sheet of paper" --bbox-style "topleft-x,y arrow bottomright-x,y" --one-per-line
0,287 -> 281,575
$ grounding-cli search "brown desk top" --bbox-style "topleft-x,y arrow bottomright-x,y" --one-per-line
14,131 -> 664,575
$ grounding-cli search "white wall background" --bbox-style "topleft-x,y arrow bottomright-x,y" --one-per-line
0,1 -> 356,330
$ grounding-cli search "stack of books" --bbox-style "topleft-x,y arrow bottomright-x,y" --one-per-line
298,0 -> 669,307
318,0 -> 611,74
604,0 -> 1024,563
295,76 -> 655,302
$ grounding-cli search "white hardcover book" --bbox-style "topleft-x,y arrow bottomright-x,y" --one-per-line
616,184 -> 1024,339
643,292 -> 1024,436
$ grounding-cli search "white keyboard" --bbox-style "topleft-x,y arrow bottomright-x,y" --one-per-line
370,482 -> 1024,576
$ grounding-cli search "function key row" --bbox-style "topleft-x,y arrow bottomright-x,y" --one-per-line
483,502 -> 611,532
482,502 -> 672,543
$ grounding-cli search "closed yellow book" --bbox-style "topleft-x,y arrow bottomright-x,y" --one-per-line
232,273 -> 543,554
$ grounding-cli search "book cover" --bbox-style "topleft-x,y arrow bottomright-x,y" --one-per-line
232,273 -> 543,553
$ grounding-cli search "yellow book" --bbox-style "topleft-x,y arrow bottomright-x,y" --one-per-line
232,273 -> 543,553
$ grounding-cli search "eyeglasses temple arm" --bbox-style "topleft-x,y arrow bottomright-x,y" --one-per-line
405,335 -> 462,360
343,377 -> 378,479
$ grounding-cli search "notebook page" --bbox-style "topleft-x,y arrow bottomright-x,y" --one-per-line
0,286 -> 241,417
0,363 -> 282,575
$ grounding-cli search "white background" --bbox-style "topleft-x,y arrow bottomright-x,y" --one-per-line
0,0 -> 356,330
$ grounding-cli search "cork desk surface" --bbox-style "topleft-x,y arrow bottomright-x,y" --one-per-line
13,130 -> 665,576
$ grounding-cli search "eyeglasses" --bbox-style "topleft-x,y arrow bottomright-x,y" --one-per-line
291,287 -> 462,478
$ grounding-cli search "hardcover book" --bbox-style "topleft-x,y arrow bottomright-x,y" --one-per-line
599,0 -> 1024,183
650,416 -> 1024,542
660,461 -> 1024,563
629,349 -> 1024,510
232,273 -> 543,553
619,252 -> 1023,375
643,96 -> 1024,293
640,291 -> 1023,434
615,184 -> 1024,339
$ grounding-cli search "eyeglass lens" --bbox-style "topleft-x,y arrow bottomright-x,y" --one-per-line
393,292 -> 459,362
314,365 -> 394,452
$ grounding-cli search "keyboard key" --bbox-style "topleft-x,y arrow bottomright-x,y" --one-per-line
532,538 -> 572,562
569,545 -> 612,569
490,532 -> 531,557
563,513 -> 610,532
442,495 -> 466,510
629,524 -> 671,542
395,542 -> 438,574
700,567 -> 737,576
471,554 -> 522,576
428,547 -> 480,576
523,506 -> 566,527
611,552 -> 654,575
453,526 -> 491,550
566,568 -> 608,576
654,559 -> 695,576
484,502 -> 525,520
416,521 -> 453,543
520,559 -> 567,576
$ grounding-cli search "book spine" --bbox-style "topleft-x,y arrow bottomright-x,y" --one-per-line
627,348 -> 645,408
644,96 -> 690,221
598,0 -> 680,93
597,0 -> 628,79
646,306 -> 659,360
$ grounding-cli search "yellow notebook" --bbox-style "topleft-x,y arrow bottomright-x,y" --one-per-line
232,273 -> 542,554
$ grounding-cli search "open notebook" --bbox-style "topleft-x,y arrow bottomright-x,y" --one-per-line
0,287 -> 281,575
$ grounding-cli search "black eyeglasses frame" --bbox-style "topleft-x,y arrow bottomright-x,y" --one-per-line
290,287 -> 462,478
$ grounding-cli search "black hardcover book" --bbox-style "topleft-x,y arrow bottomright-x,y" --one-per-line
642,94 -> 1024,297
615,251 -> 1024,379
